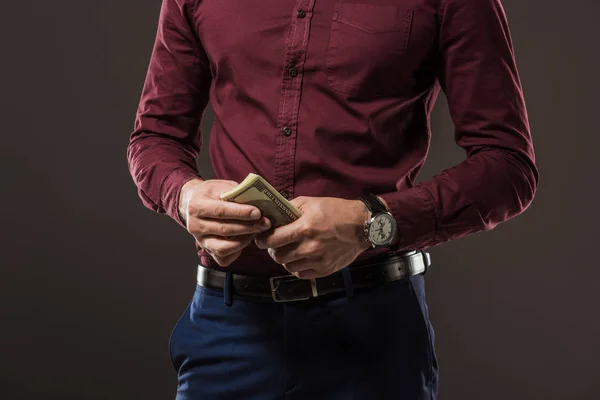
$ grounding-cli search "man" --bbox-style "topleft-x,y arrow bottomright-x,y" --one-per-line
127,0 -> 538,398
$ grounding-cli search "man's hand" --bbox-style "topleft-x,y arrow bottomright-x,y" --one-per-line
254,196 -> 372,279
179,179 -> 271,267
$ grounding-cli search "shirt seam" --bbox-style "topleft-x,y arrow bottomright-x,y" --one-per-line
184,0 -> 203,69
438,0 -> 448,29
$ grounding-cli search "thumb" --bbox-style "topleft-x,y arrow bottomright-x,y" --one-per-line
289,195 -> 310,209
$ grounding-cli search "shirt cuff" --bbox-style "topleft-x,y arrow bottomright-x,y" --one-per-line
378,186 -> 438,251
160,168 -> 203,228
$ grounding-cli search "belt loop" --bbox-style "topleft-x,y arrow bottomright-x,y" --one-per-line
342,267 -> 354,298
224,272 -> 233,306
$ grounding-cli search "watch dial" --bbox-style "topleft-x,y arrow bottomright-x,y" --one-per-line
369,214 -> 394,245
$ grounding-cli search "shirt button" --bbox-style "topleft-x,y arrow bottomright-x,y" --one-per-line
282,127 -> 292,136
288,67 -> 298,77
280,190 -> 290,199
297,9 -> 306,18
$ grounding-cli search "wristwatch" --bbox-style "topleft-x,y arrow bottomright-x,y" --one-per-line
358,194 -> 398,248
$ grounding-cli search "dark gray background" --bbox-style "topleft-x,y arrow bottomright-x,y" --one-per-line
1,0 -> 598,399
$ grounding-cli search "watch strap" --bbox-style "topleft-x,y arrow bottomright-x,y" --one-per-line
358,194 -> 387,214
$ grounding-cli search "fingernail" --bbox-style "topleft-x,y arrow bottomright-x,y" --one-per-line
261,219 -> 271,229
251,210 -> 261,219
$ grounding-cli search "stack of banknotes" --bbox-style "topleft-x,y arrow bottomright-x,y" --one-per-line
220,173 -> 302,229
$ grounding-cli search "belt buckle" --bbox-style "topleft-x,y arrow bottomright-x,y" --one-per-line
269,275 -> 316,302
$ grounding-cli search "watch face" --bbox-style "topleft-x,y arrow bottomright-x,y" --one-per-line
368,213 -> 396,246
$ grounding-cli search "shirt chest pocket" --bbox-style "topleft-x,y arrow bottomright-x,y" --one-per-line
326,1 -> 414,98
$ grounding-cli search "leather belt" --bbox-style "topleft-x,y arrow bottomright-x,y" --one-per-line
196,250 -> 431,302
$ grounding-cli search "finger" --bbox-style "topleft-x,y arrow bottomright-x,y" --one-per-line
254,219 -> 308,249
267,243 -> 301,265
190,199 -> 263,221
213,251 -> 243,267
283,258 -> 322,274
282,259 -> 325,279
268,239 -> 324,264
200,234 -> 256,258
289,196 -> 310,209
195,217 -> 271,237
222,180 -> 240,186
294,269 -> 324,280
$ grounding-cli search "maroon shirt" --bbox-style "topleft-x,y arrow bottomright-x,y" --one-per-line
127,0 -> 538,276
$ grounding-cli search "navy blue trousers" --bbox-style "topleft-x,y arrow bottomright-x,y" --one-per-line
169,272 -> 438,399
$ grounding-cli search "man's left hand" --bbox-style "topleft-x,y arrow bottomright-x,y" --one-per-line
254,196 -> 373,279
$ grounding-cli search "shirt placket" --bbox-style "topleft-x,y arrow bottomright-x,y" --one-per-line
273,0 -> 316,200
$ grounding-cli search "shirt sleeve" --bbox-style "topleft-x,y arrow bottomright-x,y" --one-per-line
127,0 -> 211,228
378,0 -> 539,251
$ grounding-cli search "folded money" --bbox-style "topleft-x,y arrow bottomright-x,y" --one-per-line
220,173 -> 303,228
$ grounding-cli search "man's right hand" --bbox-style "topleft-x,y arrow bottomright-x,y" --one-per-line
179,179 -> 271,267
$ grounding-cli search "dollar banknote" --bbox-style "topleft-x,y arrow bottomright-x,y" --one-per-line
220,173 -> 303,228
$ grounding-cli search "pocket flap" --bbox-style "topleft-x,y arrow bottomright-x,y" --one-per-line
334,2 -> 412,33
